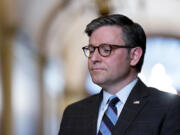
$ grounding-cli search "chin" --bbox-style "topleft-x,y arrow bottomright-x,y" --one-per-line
92,78 -> 105,86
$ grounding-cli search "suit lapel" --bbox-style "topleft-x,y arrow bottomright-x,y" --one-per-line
86,90 -> 103,135
113,79 -> 150,135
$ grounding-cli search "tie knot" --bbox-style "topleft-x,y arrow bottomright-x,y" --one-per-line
108,96 -> 119,107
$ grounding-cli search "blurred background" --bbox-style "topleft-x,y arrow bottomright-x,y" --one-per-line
0,0 -> 180,135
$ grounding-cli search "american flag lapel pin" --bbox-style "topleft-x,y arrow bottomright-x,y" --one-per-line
133,100 -> 140,104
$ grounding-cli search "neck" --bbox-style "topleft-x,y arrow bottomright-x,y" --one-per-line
103,73 -> 137,94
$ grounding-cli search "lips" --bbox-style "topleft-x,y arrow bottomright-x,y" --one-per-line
91,67 -> 106,71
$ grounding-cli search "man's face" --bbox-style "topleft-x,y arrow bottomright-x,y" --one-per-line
88,25 -> 133,89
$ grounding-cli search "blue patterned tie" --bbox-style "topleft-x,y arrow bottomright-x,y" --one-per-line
98,96 -> 120,135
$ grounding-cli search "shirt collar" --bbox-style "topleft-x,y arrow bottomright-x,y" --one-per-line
116,78 -> 138,104
102,78 -> 138,105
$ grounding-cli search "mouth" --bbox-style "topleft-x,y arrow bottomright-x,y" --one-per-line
91,67 -> 106,71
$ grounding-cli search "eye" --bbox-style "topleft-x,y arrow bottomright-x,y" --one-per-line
103,49 -> 111,53
101,45 -> 111,53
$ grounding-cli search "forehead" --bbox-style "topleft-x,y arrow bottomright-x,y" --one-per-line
89,25 -> 125,45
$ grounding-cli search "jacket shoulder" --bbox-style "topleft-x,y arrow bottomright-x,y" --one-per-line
63,93 -> 101,115
147,86 -> 180,106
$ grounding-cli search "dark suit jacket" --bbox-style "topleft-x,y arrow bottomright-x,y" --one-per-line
59,79 -> 180,135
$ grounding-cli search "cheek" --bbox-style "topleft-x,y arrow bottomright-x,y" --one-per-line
106,54 -> 130,73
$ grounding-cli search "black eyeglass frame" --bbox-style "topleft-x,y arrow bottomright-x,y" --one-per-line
82,43 -> 134,57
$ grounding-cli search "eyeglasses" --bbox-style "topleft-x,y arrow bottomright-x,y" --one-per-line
82,43 -> 133,57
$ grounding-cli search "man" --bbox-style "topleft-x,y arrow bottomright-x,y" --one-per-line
59,14 -> 180,135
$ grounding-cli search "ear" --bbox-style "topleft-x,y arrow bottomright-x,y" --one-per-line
129,47 -> 143,66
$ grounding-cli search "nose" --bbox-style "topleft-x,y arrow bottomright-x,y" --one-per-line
89,48 -> 101,62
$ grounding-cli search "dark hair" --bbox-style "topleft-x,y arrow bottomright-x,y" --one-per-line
85,14 -> 146,73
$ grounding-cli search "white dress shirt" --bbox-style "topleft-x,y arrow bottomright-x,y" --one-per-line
96,78 -> 138,133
